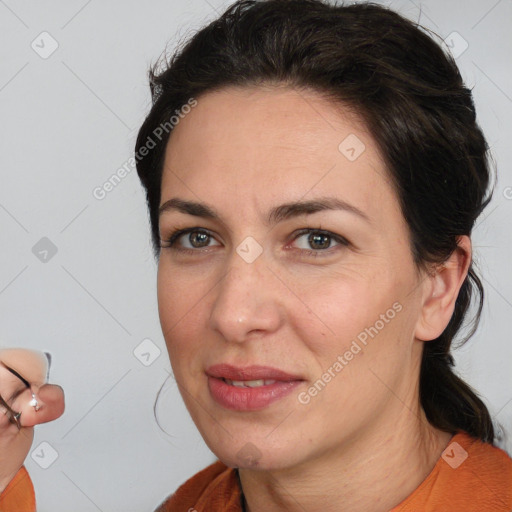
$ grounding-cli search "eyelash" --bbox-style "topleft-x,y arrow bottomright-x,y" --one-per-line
159,227 -> 349,258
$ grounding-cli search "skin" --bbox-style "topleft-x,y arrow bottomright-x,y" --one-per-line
0,349 -> 65,494
157,85 -> 471,511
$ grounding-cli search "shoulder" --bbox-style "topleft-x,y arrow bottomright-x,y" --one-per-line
154,460 -> 242,512
452,431 -> 512,491
393,430 -> 512,511
458,432 -> 512,492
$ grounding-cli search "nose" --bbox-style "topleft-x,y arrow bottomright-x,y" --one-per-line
208,253 -> 283,343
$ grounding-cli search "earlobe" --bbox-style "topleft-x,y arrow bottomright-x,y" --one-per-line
414,236 -> 472,342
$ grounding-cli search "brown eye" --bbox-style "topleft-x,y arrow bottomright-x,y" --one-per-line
307,232 -> 331,250
187,231 -> 211,248
160,228 -> 221,251
292,229 -> 348,254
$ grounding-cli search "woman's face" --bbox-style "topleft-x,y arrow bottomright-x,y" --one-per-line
157,85 -> 429,470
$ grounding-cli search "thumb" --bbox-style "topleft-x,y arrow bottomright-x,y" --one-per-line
10,384 -> 65,428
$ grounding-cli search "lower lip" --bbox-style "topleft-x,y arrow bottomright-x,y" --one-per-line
207,376 -> 303,411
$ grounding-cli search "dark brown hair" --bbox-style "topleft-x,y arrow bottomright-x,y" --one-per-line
136,0 -> 497,443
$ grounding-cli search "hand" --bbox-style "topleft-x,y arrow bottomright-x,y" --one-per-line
0,349 -> 65,494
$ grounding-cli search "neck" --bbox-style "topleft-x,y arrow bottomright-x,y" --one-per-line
237,409 -> 453,512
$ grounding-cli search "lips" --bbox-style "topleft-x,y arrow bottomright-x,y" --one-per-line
206,364 -> 303,382
206,364 -> 305,411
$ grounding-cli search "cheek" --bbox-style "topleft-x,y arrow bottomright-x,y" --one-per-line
292,276 -> 376,346
293,269 -> 409,370
157,265 -> 207,374
157,261 -> 198,330
295,281 -> 410,420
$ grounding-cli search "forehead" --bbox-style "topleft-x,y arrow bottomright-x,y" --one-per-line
160,86 -> 397,224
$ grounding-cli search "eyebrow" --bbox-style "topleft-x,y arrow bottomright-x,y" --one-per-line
159,196 -> 370,225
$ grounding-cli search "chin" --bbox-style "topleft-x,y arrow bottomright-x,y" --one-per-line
200,427 -> 304,471
184,387 -> 311,471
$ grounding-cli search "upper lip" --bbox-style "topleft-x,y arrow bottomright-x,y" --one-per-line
206,364 -> 304,382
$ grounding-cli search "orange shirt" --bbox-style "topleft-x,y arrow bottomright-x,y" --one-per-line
0,466 -> 36,512
156,431 -> 512,511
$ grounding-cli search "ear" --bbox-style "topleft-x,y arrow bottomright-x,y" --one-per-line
414,236 -> 472,342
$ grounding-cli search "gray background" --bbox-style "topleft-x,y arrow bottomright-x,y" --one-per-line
1,0 -> 511,510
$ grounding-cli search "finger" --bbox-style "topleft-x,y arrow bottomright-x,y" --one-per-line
0,349 -> 49,387
0,365 -> 29,407
0,395 -> 22,430
9,384 -> 65,428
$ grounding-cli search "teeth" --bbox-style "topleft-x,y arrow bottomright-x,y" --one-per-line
225,379 -> 276,388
